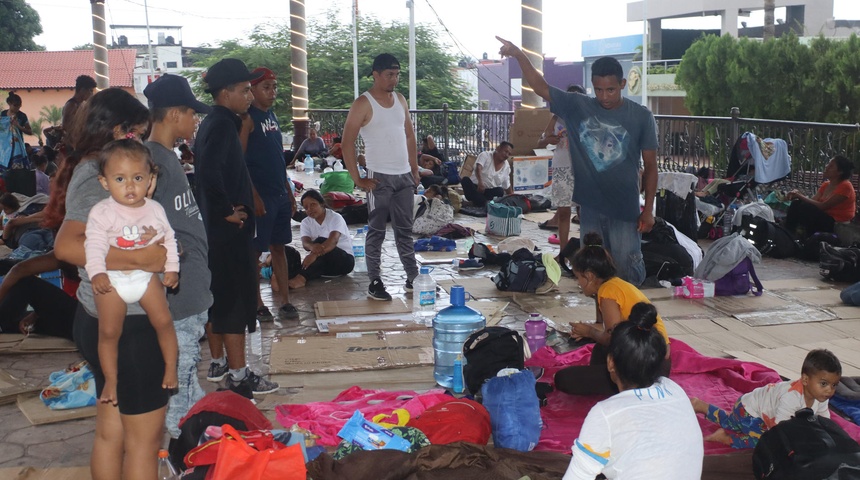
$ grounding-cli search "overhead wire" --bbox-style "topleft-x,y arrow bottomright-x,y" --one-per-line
422,0 -> 520,105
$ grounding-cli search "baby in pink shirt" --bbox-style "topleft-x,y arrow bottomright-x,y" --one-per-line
84,139 -> 179,406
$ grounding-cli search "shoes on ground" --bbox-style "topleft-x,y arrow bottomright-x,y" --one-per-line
368,278 -> 392,301
538,220 -> 558,231
206,362 -> 228,382
227,369 -> 279,395
548,234 -> 560,245
458,259 -> 484,271
279,303 -> 300,320
256,306 -> 274,322
405,279 -> 413,292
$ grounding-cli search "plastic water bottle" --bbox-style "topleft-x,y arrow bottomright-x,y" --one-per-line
524,313 -> 547,354
723,205 -> 735,236
433,285 -> 485,388
157,449 -> 178,480
245,319 -> 264,374
352,228 -> 367,273
412,266 -> 437,325
303,154 -> 314,174
452,355 -> 464,394
334,160 -> 344,171
417,183 -> 425,195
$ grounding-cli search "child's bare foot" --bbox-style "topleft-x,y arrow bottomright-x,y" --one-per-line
288,276 -> 306,290
689,397 -> 709,415
100,382 -> 118,406
162,370 -> 177,390
703,428 -> 733,446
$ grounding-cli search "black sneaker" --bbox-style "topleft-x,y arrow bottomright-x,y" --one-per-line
206,361 -> 228,382
227,369 -> 280,395
368,278 -> 392,301
256,306 -> 274,322
279,303 -> 300,320
405,279 -> 413,292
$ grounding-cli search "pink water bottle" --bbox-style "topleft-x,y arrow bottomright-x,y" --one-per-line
525,313 -> 547,353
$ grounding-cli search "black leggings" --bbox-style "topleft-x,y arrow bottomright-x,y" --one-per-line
785,200 -> 836,239
461,177 -> 504,207
554,343 -> 672,396
0,276 -> 76,339
299,238 -> 355,281
73,305 -> 168,415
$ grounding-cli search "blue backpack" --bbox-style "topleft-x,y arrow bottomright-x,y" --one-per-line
442,161 -> 460,185
481,370 -> 542,452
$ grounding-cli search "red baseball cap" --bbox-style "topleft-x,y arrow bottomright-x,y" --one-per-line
250,67 -> 277,85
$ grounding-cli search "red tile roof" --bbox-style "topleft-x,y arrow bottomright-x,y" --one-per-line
0,49 -> 138,89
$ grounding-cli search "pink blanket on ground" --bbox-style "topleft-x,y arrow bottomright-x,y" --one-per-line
275,386 -> 451,446
527,340 -> 860,455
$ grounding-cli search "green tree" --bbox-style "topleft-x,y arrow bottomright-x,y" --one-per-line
676,33 -> 860,124
29,118 -> 43,146
39,105 -> 63,126
190,13 -> 472,126
0,0 -> 44,51
73,43 -> 94,50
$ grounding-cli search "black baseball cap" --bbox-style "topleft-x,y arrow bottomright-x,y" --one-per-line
371,53 -> 401,73
144,74 -> 211,114
203,58 -> 264,94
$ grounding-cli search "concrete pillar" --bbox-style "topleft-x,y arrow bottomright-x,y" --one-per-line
648,18 -> 662,60
520,0 -> 544,109
290,0 -> 309,148
90,0 -> 109,89
721,8 -> 739,37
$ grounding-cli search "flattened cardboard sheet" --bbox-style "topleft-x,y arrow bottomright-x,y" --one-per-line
272,366 -> 436,390
762,278 -> 832,291
315,298 -> 409,318
734,308 -> 835,327
439,278 -> 513,299
0,369 -> 40,405
828,306 -> 860,320
703,291 -> 790,315
651,298 -> 712,318
0,334 -> 78,355
327,321 -> 427,334
16,393 -> 96,425
782,288 -> 844,306
416,251 -> 459,265
728,338 -> 860,379
521,211 -> 554,224
662,318 -> 728,336
269,330 -> 434,374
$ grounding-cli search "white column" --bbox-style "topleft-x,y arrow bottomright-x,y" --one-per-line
520,0 -> 544,109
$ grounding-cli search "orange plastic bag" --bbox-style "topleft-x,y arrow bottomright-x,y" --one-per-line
210,424 -> 306,480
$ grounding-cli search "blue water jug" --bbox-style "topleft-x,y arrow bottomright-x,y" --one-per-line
433,285 -> 485,388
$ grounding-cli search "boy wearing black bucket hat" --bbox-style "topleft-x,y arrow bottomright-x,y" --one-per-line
143,73 -> 215,438
194,59 -> 279,397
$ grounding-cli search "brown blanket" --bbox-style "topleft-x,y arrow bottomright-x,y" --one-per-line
306,443 -> 754,480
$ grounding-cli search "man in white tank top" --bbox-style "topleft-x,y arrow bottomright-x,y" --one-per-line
342,53 -> 420,301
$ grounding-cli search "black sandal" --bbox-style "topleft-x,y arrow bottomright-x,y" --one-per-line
538,220 -> 558,231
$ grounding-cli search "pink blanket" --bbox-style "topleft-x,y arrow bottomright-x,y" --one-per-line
275,386 -> 451,446
527,340 -> 860,454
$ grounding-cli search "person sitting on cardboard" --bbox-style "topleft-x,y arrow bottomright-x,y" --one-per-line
460,141 -> 514,207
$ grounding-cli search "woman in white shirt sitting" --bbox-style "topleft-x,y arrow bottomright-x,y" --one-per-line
563,302 -> 703,480
288,190 -> 354,289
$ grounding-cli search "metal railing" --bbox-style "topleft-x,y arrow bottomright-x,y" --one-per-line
309,105 -> 513,161
309,105 -> 860,198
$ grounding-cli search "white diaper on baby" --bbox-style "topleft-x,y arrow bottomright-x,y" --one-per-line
107,269 -> 153,303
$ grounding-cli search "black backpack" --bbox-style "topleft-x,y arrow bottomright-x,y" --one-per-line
493,248 -> 547,293
819,243 -> 860,283
753,408 -> 860,480
740,215 -> 800,259
798,232 -> 840,261
462,326 -> 525,395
